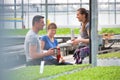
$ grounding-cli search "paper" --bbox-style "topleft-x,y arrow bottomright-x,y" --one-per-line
40,61 -> 45,74
66,40 -> 72,43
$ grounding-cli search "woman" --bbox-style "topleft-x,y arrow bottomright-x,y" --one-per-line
72,8 -> 90,64
40,23 -> 65,65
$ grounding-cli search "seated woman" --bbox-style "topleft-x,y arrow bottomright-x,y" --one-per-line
71,8 -> 90,64
40,23 -> 65,65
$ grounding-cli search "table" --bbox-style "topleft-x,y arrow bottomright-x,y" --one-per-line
58,42 -> 73,56
103,35 -> 120,48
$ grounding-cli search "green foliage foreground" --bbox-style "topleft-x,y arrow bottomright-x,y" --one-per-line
53,66 -> 120,80
98,52 -> 120,59
9,52 -> 120,80
9,64 -> 120,80
10,64 -> 89,80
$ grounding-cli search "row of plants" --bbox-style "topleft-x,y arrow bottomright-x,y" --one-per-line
98,52 -> 120,59
1,27 -> 120,36
53,66 -> 120,80
10,64 -> 90,80
9,52 -> 120,80
9,65 -> 120,80
4,28 -> 79,36
99,28 -> 120,34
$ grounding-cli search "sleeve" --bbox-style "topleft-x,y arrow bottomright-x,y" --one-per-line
41,36 -> 47,42
86,22 -> 89,31
29,35 -> 37,46
55,39 -> 58,46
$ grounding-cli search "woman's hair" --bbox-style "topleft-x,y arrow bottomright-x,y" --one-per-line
77,8 -> 89,22
47,23 -> 57,30
77,8 -> 89,32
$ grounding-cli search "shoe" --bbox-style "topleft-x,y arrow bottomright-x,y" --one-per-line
78,60 -> 82,64
75,59 -> 82,64
58,62 -> 73,65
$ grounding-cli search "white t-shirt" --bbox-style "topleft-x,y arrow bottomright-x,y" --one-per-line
24,30 -> 40,61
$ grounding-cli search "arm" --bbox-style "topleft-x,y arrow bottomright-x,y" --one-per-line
29,45 -> 54,59
72,29 -> 90,45
40,40 -> 45,50
77,29 -> 89,43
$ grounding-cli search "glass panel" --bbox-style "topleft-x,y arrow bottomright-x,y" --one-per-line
48,5 -> 55,12
109,0 -> 115,2
82,5 -> 89,10
4,0 -> 23,4
72,5 -> 80,11
109,13 -> 115,24
109,4 -> 115,10
116,13 -> 120,24
55,5 -> 67,12
98,0 -> 109,3
68,5 -> 77,12
116,4 -> 120,10
29,0 -> 43,4
99,4 -> 109,10
98,13 -> 109,24
116,0 -> 120,2
4,0 -> 14,4
68,0 -> 80,3
55,0 -> 67,3
48,13 -> 55,22
69,13 -> 80,27
81,0 -> 89,3
55,13 -> 67,27
48,0 -> 55,3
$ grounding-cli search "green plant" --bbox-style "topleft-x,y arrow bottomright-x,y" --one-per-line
53,66 -> 120,80
98,52 -> 120,59
10,64 -> 90,80
100,28 -> 120,34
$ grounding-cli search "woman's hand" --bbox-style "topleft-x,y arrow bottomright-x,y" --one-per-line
71,39 -> 80,45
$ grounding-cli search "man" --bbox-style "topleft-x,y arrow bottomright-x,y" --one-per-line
24,15 -> 54,66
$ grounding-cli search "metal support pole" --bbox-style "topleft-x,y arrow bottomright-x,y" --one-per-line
14,0 -> 16,29
90,0 -> 98,67
67,0 -> 69,26
80,0 -> 82,8
114,0 -> 116,24
54,0 -> 55,22
21,0 -> 24,29
0,0 -> 4,28
27,0 -> 30,29
45,0 -> 48,31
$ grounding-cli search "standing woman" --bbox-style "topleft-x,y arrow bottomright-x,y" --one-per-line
72,8 -> 90,64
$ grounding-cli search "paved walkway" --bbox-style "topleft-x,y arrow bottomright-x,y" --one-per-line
64,55 -> 120,66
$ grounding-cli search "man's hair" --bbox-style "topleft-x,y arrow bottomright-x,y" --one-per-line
47,23 -> 57,30
32,15 -> 44,26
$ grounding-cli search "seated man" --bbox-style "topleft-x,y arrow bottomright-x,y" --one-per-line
24,15 -> 54,66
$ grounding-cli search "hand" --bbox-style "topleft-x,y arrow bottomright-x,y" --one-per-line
71,39 -> 79,45
71,38 -> 75,41
46,49 -> 54,56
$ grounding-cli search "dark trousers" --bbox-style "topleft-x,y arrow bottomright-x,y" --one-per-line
26,58 -> 59,66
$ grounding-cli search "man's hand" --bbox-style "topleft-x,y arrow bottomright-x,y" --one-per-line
46,49 -> 54,56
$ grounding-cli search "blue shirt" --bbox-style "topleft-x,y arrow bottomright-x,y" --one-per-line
40,35 -> 58,60
41,35 -> 58,50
